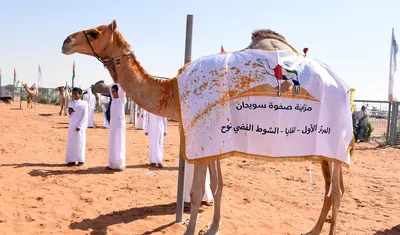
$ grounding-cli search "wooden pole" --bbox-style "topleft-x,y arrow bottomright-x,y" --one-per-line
176,14 -> 193,223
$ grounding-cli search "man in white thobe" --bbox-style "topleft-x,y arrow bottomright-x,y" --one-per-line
83,88 -> 96,128
144,112 -> 167,168
65,87 -> 88,167
184,162 -> 214,211
97,94 -> 110,128
137,107 -> 146,130
129,99 -> 136,125
107,83 -> 127,171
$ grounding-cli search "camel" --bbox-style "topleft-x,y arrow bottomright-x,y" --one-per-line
55,86 -> 71,116
61,20 -> 352,235
91,80 -> 110,94
23,83 -> 38,109
90,80 -> 112,123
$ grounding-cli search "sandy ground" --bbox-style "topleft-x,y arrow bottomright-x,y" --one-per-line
0,102 -> 399,235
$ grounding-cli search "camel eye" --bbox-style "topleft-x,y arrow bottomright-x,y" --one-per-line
88,30 -> 99,39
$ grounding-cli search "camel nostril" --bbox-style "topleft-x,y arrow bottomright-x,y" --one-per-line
63,36 -> 72,44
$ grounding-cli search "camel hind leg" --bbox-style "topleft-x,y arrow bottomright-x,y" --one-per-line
328,162 -> 343,235
184,162 -> 208,235
59,104 -> 64,116
202,160 -> 223,235
302,161 -> 344,235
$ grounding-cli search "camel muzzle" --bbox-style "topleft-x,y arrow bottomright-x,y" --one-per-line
62,36 -> 74,54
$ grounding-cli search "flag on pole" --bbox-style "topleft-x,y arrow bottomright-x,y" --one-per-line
38,65 -> 42,88
13,68 -> 16,87
72,60 -> 76,88
221,45 -> 226,54
389,28 -> 398,102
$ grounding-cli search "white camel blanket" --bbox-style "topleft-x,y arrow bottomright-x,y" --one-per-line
176,49 -> 353,166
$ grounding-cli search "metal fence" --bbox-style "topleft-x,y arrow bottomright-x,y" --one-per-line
0,85 -> 60,105
354,100 -> 389,145
353,99 -> 400,146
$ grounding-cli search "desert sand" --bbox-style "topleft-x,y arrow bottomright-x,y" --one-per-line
0,102 -> 398,235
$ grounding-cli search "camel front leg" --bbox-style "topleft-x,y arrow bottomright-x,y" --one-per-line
184,162 -> 208,235
59,104 -> 63,116
203,160 -> 223,235
302,160 -> 332,235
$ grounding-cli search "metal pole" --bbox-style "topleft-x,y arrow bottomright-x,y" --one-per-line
386,102 -> 392,145
389,102 -> 398,145
64,82 -> 68,116
19,83 -> 22,110
176,14 -> 193,224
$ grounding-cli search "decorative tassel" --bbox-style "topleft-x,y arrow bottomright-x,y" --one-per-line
309,161 -> 312,192
303,47 -> 309,57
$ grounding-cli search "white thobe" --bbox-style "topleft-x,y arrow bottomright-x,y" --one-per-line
65,99 -> 88,163
184,162 -> 214,202
83,89 -> 96,127
144,112 -> 168,164
129,100 -> 136,124
108,83 -> 127,170
137,107 -> 146,130
98,94 -> 110,128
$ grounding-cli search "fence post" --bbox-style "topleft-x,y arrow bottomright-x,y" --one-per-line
386,102 -> 392,145
19,84 -> 22,110
389,102 -> 398,145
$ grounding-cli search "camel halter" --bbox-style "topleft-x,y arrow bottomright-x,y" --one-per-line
82,30 -> 133,68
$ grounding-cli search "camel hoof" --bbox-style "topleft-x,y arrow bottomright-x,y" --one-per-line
301,231 -> 319,235
199,229 -> 219,235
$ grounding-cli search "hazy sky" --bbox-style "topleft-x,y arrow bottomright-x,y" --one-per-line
0,0 -> 399,100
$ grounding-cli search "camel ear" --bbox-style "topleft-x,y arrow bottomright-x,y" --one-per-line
109,19 -> 117,32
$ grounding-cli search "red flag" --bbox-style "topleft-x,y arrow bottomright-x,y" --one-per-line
13,68 -> 17,86
221,45 -> 226,54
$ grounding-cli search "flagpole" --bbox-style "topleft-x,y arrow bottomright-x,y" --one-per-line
72,61 -> 76,88
389,27 -> 398,102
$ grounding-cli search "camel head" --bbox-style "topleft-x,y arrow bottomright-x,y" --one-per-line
55,86 -> 65,92
247,29 -> 299,53
91,80 -> 110,94
61,19 -> 130,59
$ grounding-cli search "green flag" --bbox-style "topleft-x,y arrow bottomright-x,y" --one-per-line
13,68 -> 16,87
72,60 -> 76,88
